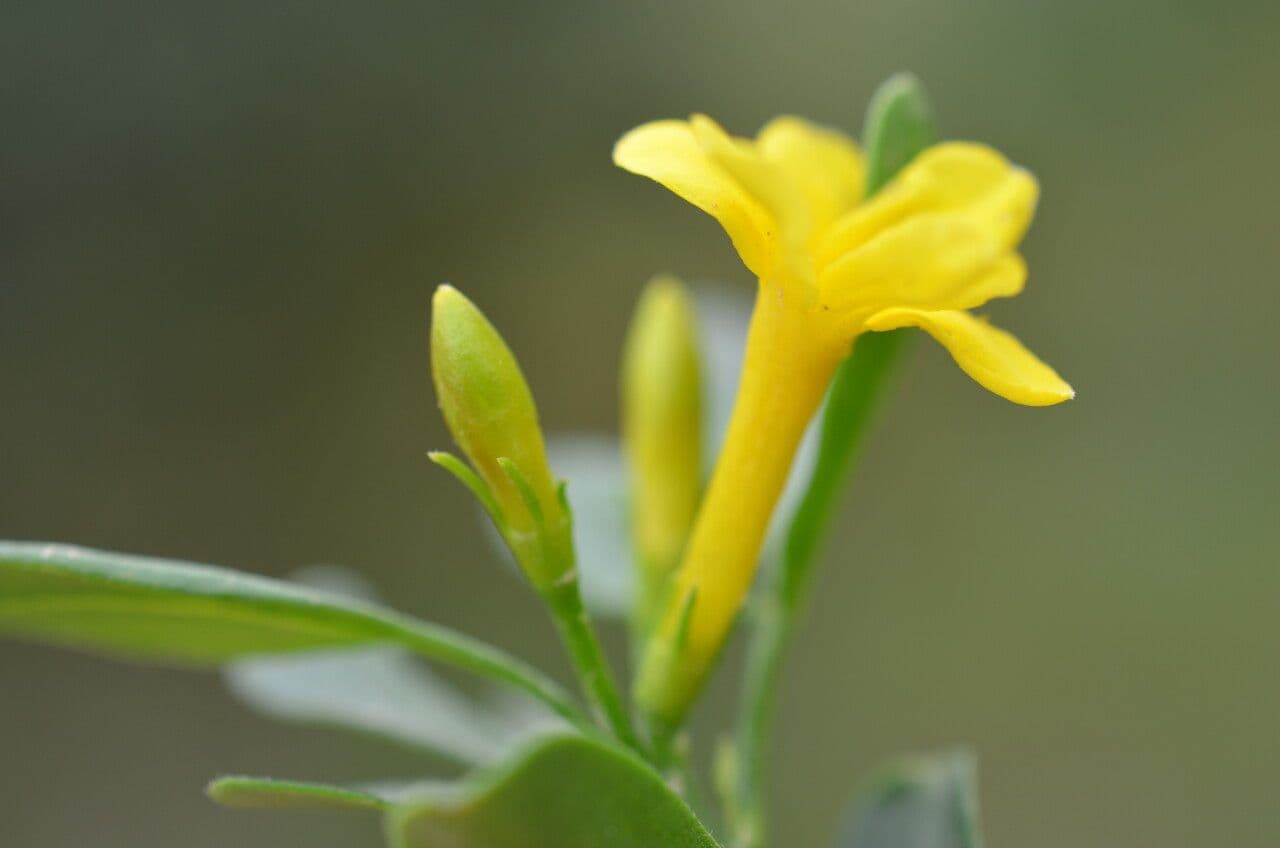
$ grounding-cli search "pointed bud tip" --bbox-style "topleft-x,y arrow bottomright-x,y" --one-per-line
432,283 -> 469,315
634,274 -> 693,318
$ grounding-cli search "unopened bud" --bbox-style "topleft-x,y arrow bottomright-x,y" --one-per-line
621,276 -> 703,623
430,285 -> 568,587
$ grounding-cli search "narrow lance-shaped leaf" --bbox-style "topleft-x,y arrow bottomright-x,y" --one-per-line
0,542 -> 586,728
209,776 -> 397,812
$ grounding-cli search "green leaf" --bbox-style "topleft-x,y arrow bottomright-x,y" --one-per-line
0,542 -> 586,727
838,751 -> 982,848
208,776 -> 394,811
545,434 -> 633,615
386,732 -> 720,848
862,72 -> 937,196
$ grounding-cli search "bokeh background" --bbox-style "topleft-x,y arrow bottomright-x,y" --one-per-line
3,2 -> 1279,846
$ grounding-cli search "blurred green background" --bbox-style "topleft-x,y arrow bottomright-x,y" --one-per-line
3,1 -> 1278,845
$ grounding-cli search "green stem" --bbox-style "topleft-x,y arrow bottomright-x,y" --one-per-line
545,578 -> 644,755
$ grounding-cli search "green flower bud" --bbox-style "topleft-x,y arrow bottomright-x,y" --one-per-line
430,285 -> 569,588
621,276 -> 703,624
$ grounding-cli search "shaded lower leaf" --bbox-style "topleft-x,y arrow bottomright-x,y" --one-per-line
224,566 -> 563,766
546,434 -> 634,616
387,732 -> 720,848
226,647 -> 562,766
0,542 -> 584,725
838,751 -> 982,848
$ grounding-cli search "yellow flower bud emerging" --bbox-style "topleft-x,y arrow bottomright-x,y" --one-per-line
430,285 -> 569,588
621,276 -> 703,628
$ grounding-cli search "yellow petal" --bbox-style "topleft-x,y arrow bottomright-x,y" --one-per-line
864,308 -> 1073,406
689,114 -> 810,247
756,115 -> 864,234
819,214 -> 1026,317
817,142 -> 1038,268
614,120 -> 777,276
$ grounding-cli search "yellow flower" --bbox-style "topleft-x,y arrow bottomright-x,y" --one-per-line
616,114 -> 1073,723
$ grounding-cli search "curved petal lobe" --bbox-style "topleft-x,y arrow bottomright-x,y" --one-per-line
818,142 -> 1037,267
820,215 -> 1025,316
757,115 -> 864,233
614,120 -> 776,276
689,114 -> 809,247
864,308 -> 1073,406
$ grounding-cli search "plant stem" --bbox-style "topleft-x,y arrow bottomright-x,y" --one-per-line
544,577 -> 644,755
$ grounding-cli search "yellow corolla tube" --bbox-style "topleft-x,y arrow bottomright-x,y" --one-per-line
616,115 -> 1073,726
621,276 -> 703,631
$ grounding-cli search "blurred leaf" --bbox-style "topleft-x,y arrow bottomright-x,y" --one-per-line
862,72 -> 936,196
547,434 -> 634,616
224,565 -> 562,765
227,648 -> 561,766
387,732 -> 720,848
208,776 -> 396,811
838,751 -> 982,848
0,542 -> 584,725
693,285 -> 754,465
